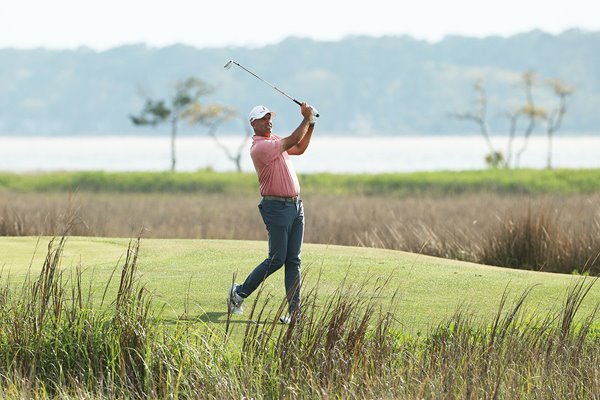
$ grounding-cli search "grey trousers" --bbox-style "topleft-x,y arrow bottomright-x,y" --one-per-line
238,198 -> 304,314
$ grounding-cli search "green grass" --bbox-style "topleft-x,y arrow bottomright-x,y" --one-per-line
1,236 -> 600,398
1,168 -> 600,195
2,236 -> 599,335
0,171 -> 257,194
301,168 -> 600,195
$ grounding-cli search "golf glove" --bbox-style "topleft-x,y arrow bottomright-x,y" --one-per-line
309,106 -> 319,124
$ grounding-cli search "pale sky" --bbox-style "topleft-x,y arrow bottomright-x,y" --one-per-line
1,0 -> 598,50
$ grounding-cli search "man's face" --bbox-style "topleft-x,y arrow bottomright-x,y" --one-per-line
251,113 -> 272,136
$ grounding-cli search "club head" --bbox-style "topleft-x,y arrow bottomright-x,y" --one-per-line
223,60 -> 233,70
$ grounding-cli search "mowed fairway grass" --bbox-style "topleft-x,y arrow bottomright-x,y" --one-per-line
2,236 -> 599,337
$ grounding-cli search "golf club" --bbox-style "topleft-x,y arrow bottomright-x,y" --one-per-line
224,60 -> 319,118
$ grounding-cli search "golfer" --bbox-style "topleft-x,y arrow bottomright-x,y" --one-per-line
228,103 -> 316,323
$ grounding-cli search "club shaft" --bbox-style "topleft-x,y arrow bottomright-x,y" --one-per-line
233,62 -> 297,103
229,61 -> 319,117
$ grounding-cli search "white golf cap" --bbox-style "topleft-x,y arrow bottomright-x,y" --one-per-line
249,105 -> 275,122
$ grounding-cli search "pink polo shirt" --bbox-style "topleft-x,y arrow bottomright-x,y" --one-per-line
250,134 -> 300,197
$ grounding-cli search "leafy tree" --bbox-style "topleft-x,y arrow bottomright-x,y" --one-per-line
130,78 -> 212,171
484,151 -> 505,169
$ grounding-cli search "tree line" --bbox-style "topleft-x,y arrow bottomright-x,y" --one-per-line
1,30 -> 598,136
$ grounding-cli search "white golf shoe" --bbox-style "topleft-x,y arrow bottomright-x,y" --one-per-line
279,312 -> 300,324
228,284 -> 244,315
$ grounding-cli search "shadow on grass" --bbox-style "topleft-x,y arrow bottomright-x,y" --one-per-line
197,311 -> 227,323
161,312 -> 268,325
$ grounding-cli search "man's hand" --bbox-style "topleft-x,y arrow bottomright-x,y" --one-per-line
309,106 -> 318,124
300,103 -> 318,124
300,103 -> 313,121
281,103 -> 316,154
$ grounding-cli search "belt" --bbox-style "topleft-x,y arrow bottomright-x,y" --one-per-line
262,195 -> 300,203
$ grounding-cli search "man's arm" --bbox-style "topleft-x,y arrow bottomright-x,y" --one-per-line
279,103 -> 313,153
287,123 -> 315,155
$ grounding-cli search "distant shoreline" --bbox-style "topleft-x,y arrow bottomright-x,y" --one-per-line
1,135 -> 599,173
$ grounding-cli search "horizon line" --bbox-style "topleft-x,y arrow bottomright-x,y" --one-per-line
0,27 -> 596,53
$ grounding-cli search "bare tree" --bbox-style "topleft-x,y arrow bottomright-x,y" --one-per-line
544,78 -> 575,169
513,72 -> 546,168
453,72 -> 573,169
503,109 -> 519,167
452,79 -> 505,168
130,77 -> 212,172
185,104 -> 252,172
208,116 -> 252,172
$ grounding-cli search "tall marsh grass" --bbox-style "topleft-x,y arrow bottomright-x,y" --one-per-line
0,236 -> 153,397
2,192 -> 599,274
1,237 -> 599,398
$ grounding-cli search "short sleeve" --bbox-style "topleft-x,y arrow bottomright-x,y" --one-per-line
252,138 -> 280,166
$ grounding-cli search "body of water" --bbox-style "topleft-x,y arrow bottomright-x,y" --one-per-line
1,134 -> 599,173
